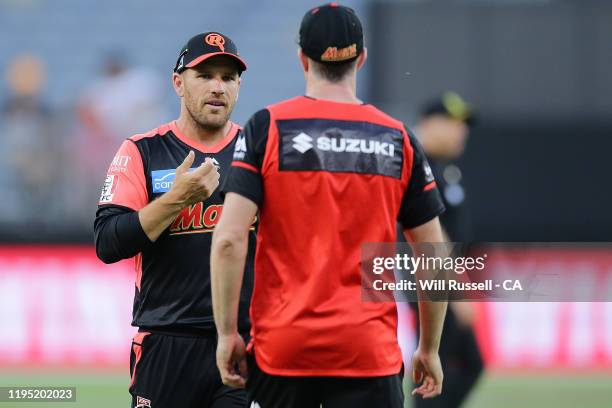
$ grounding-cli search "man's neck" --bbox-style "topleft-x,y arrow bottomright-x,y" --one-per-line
305,78 -> 361,104
175,114 -> 231,147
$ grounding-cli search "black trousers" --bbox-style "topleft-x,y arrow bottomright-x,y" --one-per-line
129,330 -> 247,408
411,305 -> 484,408
246,352 -> 404,408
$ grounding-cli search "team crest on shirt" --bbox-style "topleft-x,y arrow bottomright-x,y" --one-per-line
233,135 -> 247,160
135,396 -> 151,408
99,175 -> 117,203
423,161 -> 434,183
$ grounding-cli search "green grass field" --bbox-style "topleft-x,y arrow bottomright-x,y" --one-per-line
0,371 -> 610,408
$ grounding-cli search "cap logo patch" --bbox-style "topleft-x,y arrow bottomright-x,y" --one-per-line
321,43 -> 357,62
205,33 -> 225,52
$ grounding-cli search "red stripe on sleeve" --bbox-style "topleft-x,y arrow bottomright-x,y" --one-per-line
232,161 -> 259,173
423,181 -> 437,192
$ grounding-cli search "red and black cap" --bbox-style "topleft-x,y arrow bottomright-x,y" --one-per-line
173,32 -> 247,74
299,3 -> 364,64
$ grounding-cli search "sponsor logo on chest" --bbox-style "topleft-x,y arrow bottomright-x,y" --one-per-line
151,159 -> 219,193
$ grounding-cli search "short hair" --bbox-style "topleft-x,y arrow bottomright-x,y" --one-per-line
311,58 -> 358,83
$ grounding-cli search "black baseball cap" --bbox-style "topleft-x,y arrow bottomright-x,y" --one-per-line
421,92 -> 477,127
299,3 -> 364,63
173,32 -> 247,74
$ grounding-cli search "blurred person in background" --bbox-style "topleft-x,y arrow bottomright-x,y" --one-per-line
410,91 -> 484,408
94,32 -> 252,408
76,51 -> 169,220
0,53 -> 65,229
77,51 -> 168,145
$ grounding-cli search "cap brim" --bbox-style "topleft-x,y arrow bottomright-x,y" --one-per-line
185,52 -> 248,72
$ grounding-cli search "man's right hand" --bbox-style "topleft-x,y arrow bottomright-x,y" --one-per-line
138,151 -> 220,242
165,150 -> 220,207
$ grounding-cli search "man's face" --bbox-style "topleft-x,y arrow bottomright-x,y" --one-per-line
420,115 -> 469,160
179,56 -> 240,131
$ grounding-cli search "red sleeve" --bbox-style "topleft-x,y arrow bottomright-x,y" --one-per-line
98,140 -> 148,210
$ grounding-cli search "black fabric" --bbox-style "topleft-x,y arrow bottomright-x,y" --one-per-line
231,108 -> 270,170
174,32 -> 247,73
398,129 -> 445,229
299,4 -> 363,63
221,167 -> 264,208
129,332 -> 247,408
94,205 -> 152,264
430,160 -> 472,242
222,109 -> 270,206
94,127 -> 254,333
246,353 -> 404,408
276,118 -> 404,178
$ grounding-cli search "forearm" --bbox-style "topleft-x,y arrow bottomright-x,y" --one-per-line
138,192 -> 185,242
211,231 -> 248,336
418,301 -> 447,353
404,217 -> 448,353
94,207 -> 152,263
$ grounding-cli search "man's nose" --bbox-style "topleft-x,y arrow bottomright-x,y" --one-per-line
210,77 -> 225,94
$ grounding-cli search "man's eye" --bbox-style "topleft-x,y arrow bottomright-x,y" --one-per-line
223,76 -> 236,81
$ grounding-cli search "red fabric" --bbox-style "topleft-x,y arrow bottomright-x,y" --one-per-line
250,97 -> 414,376
99,140 -> 148,211
423,181 -> 437,192
130,332 -> 150,388
231,160 -> 258,173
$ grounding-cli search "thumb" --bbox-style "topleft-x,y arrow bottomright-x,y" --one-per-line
193,158 -> 215,176
413,362 -> 423,384
239,355 -> 249,380
176,151 -> 195,174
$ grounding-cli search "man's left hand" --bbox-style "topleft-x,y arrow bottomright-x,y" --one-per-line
216,333 -> 248,388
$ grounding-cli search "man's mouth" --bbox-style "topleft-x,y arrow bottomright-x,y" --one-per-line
205,100 -> 226,108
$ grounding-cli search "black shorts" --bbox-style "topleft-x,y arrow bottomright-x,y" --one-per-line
246,353 -> 404,408
129,329 -> 247,408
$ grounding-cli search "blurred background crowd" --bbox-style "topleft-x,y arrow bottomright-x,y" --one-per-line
0,0 -> 610,243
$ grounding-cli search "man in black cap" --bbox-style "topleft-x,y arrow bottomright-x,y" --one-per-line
211,4 -> 447,407
94,32 -> 253,408
410,92 -> 484,408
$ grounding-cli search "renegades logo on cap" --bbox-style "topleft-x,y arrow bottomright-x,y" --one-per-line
205,33 -> 225,52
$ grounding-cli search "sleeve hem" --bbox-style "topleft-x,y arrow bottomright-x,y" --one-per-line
399,204 -> 446,230
222,188 -> 262,209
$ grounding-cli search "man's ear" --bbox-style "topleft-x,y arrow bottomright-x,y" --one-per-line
298,48 -> 310,73
356,48 -> 368,70
172,72 -> 184,97
235,76 -> 241,103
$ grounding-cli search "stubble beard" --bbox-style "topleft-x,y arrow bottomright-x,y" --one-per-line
185,94 -> 234,133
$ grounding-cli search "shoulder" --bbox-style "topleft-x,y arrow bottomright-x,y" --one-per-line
362,104 -> 406,131
128,122 -> 173,143
244,109 -> 271,135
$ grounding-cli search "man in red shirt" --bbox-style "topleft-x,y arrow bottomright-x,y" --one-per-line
211,4 -> 447,407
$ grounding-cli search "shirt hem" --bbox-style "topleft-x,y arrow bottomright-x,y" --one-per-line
254,353 -> 403,377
